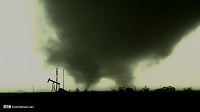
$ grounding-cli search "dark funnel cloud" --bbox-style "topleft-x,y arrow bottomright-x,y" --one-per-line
41,0 -> 200,88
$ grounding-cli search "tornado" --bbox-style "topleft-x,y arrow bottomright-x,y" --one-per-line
41,0 -> 200,88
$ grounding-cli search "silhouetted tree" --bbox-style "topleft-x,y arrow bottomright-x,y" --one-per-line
154,86 -> 176,92
111,88 -> 116,92
84,89 -> 89,92
183,87 -> 192,92
125,87 -> 134,92
118,86 -> 125,92
75,88 -> 80,92
141,86 -> 149,92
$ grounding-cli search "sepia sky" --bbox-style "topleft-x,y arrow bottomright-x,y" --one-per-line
0,0 -> 200,92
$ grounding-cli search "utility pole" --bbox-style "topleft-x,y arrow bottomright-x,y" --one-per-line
63,69 -> 64,90
33,85 -> 34,93
56,68 -> 58,92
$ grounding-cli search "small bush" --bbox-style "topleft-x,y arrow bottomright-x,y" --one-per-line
141,86 -> 149,92
183,87 -> 192,92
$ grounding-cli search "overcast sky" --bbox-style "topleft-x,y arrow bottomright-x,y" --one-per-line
0,0 -> 200,92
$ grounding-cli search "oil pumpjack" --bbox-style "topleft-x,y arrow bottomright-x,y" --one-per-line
47,68 -> 65,92
47,78 -> 60,92
47,68 -> 60,92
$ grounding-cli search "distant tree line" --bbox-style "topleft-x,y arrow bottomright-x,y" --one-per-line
58,86 -> 194,93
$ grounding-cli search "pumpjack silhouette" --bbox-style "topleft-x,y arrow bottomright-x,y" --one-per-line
47,78 -> 60,92
47,68 -> 67,92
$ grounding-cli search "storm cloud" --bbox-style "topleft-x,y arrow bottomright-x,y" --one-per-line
41,0 -> 200,88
